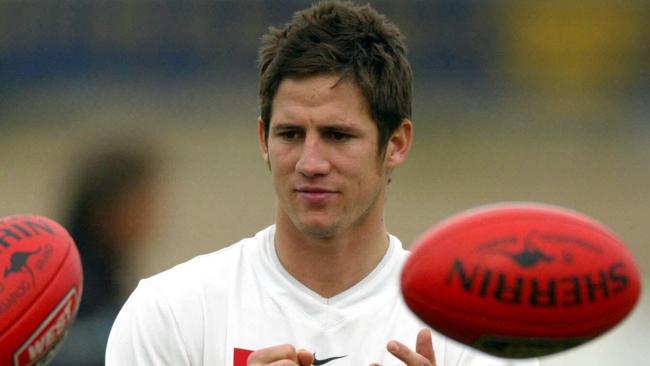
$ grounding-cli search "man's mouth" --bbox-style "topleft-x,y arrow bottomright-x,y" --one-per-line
295,186 -> 338,203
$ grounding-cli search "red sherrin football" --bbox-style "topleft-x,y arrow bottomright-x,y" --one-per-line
401,203 -> 641,358
0,215 -> 83,366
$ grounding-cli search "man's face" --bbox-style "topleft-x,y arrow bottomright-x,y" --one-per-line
258,74 -> 410,239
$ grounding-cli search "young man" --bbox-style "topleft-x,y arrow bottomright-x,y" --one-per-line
106,2 -> 538,365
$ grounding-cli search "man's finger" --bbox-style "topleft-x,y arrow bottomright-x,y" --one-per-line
386,340 -> 432,366
297,349 -> 314,366
247,344 -> 298,365
415,329 -> 435,364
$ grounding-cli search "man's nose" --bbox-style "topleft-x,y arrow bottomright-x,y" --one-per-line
295,134 -> 330,177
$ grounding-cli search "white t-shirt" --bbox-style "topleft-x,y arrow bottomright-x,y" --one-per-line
106,226 -> 539,366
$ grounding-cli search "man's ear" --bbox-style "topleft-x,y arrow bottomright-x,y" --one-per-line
258,117 -> 269,163
385,119 -> 413,170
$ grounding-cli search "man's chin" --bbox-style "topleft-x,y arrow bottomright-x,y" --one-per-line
296,220 -> 340,239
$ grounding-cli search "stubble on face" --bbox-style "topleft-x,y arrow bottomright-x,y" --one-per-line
294,169 -> 385,240
264,74 -> 391,242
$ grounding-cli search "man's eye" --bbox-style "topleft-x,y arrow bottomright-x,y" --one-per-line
280,130 -> 301,140
328,131 -> 350,142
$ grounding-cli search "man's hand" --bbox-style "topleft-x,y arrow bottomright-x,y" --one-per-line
247,344 -> 314,366
370,328 -> 436,366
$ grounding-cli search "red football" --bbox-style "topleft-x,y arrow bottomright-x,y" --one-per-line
0,215 -> 83,366
401,202 -> 641,358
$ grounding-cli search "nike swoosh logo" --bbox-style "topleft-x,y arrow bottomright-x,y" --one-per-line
312,353 -> 347,366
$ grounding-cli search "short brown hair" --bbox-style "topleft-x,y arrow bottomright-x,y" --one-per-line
258,0 -> 412,153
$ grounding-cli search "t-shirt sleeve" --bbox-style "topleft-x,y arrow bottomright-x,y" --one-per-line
105,280 -> 192,366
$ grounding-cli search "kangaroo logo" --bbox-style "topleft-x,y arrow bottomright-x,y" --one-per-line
481,232 -> 554,268
4,247 -> 41,286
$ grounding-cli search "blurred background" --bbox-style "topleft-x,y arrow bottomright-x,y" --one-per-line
1,0 -> 648,365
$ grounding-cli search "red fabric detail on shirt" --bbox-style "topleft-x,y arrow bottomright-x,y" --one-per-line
234,348 -> 254,366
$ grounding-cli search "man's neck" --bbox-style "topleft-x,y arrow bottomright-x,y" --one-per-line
274,214 -> 389,298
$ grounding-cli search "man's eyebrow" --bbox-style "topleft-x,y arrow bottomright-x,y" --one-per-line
324,122 -> 355,128
320,123 -> 362,133
271,121 -> 362,132
271,122 -> 303,131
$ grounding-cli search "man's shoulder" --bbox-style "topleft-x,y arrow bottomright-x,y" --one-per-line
144,226 -> 272,296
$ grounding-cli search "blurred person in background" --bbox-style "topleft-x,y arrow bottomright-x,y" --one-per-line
51,142 -> 161,366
